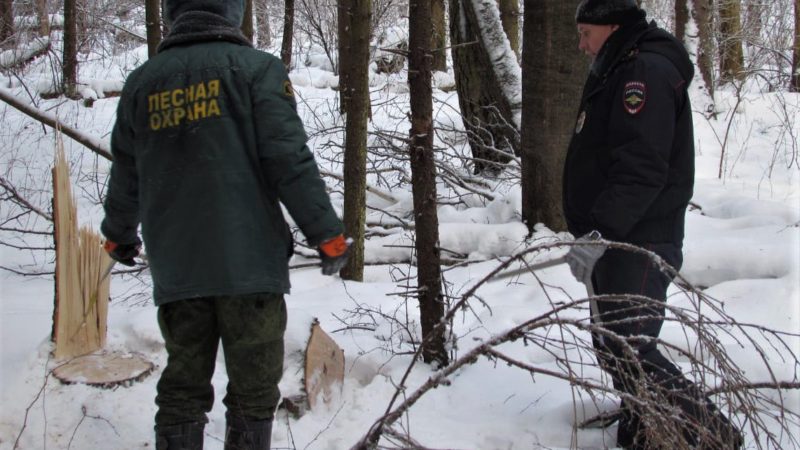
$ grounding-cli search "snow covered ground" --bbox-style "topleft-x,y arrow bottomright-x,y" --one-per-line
1,34 -> 799,450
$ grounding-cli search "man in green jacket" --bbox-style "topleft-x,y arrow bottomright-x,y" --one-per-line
101,0 -> 348,448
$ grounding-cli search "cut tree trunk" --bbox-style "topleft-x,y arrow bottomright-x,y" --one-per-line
52,137 -> 112,359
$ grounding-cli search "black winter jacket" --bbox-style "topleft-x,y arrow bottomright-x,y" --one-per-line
563,19 -> 695,245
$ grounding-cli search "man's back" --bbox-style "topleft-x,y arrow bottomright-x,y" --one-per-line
105,41 -> 341,304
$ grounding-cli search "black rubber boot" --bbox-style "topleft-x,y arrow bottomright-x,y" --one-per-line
155,422 -> 204,450
224,415 -> 273,450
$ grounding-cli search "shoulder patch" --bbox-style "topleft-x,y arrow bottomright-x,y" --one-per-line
283,80 -> 294,98
623,81 -> 646,115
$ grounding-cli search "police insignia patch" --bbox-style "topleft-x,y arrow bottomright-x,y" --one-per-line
623,81 -> 646,114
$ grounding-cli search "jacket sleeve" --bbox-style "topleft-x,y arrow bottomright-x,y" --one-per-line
589,59 -> 677,240
250,58 -> 343,246
101,90 -> 141,245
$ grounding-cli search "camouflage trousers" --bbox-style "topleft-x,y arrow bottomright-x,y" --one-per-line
155,293 -> 286,427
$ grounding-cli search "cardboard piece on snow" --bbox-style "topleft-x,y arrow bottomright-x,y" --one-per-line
304,319 -> 344,409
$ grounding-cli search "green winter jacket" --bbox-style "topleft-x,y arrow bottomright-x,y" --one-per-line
102,29 -> 342,305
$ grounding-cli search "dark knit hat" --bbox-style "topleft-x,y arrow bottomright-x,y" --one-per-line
575,0 -> 645,25
162,0 -> 245,26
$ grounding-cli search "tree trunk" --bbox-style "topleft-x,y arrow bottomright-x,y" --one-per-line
338,0 -> 370,282
498,0 -> 519,59
675,0 -> 689,44
255,0 -> 271,48
242,0 -> 254,43
36,0 -> 50,37
338,0 -> 351,110
409,0 -> 448,367
449,0 -> 519,175
145,0 -> 161,58
520,0 -> 584,232
0,0 -> 13,46
63,0 -> 78,97
793,0 -> 799,91
693,0 -> 715,96
718,0 -> 745,83
281,0 -> 295,68
431,0 -> 447,71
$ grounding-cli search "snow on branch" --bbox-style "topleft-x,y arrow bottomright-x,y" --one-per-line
469,0 -> 522,128
0,87 -> 112,161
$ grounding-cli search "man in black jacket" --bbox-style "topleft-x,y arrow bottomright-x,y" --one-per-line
563,0 -> 743,448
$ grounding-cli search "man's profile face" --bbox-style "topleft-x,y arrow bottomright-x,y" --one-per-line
577,23 -> 620,59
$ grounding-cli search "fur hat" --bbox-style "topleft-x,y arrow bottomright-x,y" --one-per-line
575,0 -> 644,25
162,0 -> 245,26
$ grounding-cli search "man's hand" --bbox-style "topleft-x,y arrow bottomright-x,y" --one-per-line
103,239 -> 141,267
318,234 -> 351,276
565,230 -> 606,284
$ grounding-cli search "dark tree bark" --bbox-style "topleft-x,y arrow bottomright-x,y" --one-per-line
281,0 -> 295,68
431,0 -> 447,71
242,0 -> 254,43
337,0 -> 351,111
718,0 -> 745,83
63,0 -> 78,97
145,0 -> 161,58
338,0 -> 370,281
520,0 -> 585,232
498,0 -> 519,59
675,0 -> 689,44
792,0 -> 799,91
449,0 -> 519,175
409,0 -> 448,367
0,0 -> 13,46
694,0 -> 715,96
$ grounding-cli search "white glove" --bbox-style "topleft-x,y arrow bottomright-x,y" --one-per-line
565,231 -> 606,284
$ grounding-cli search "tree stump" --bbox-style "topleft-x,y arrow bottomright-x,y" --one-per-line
52,351 -> 154,388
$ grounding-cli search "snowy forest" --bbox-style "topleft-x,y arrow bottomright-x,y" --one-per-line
0,0 -> 799,448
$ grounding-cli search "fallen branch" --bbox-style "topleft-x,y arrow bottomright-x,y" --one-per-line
0,87 -> 112,161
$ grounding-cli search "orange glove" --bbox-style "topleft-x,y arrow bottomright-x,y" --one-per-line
318,234 -> 350,275
103,239 -> 141,267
